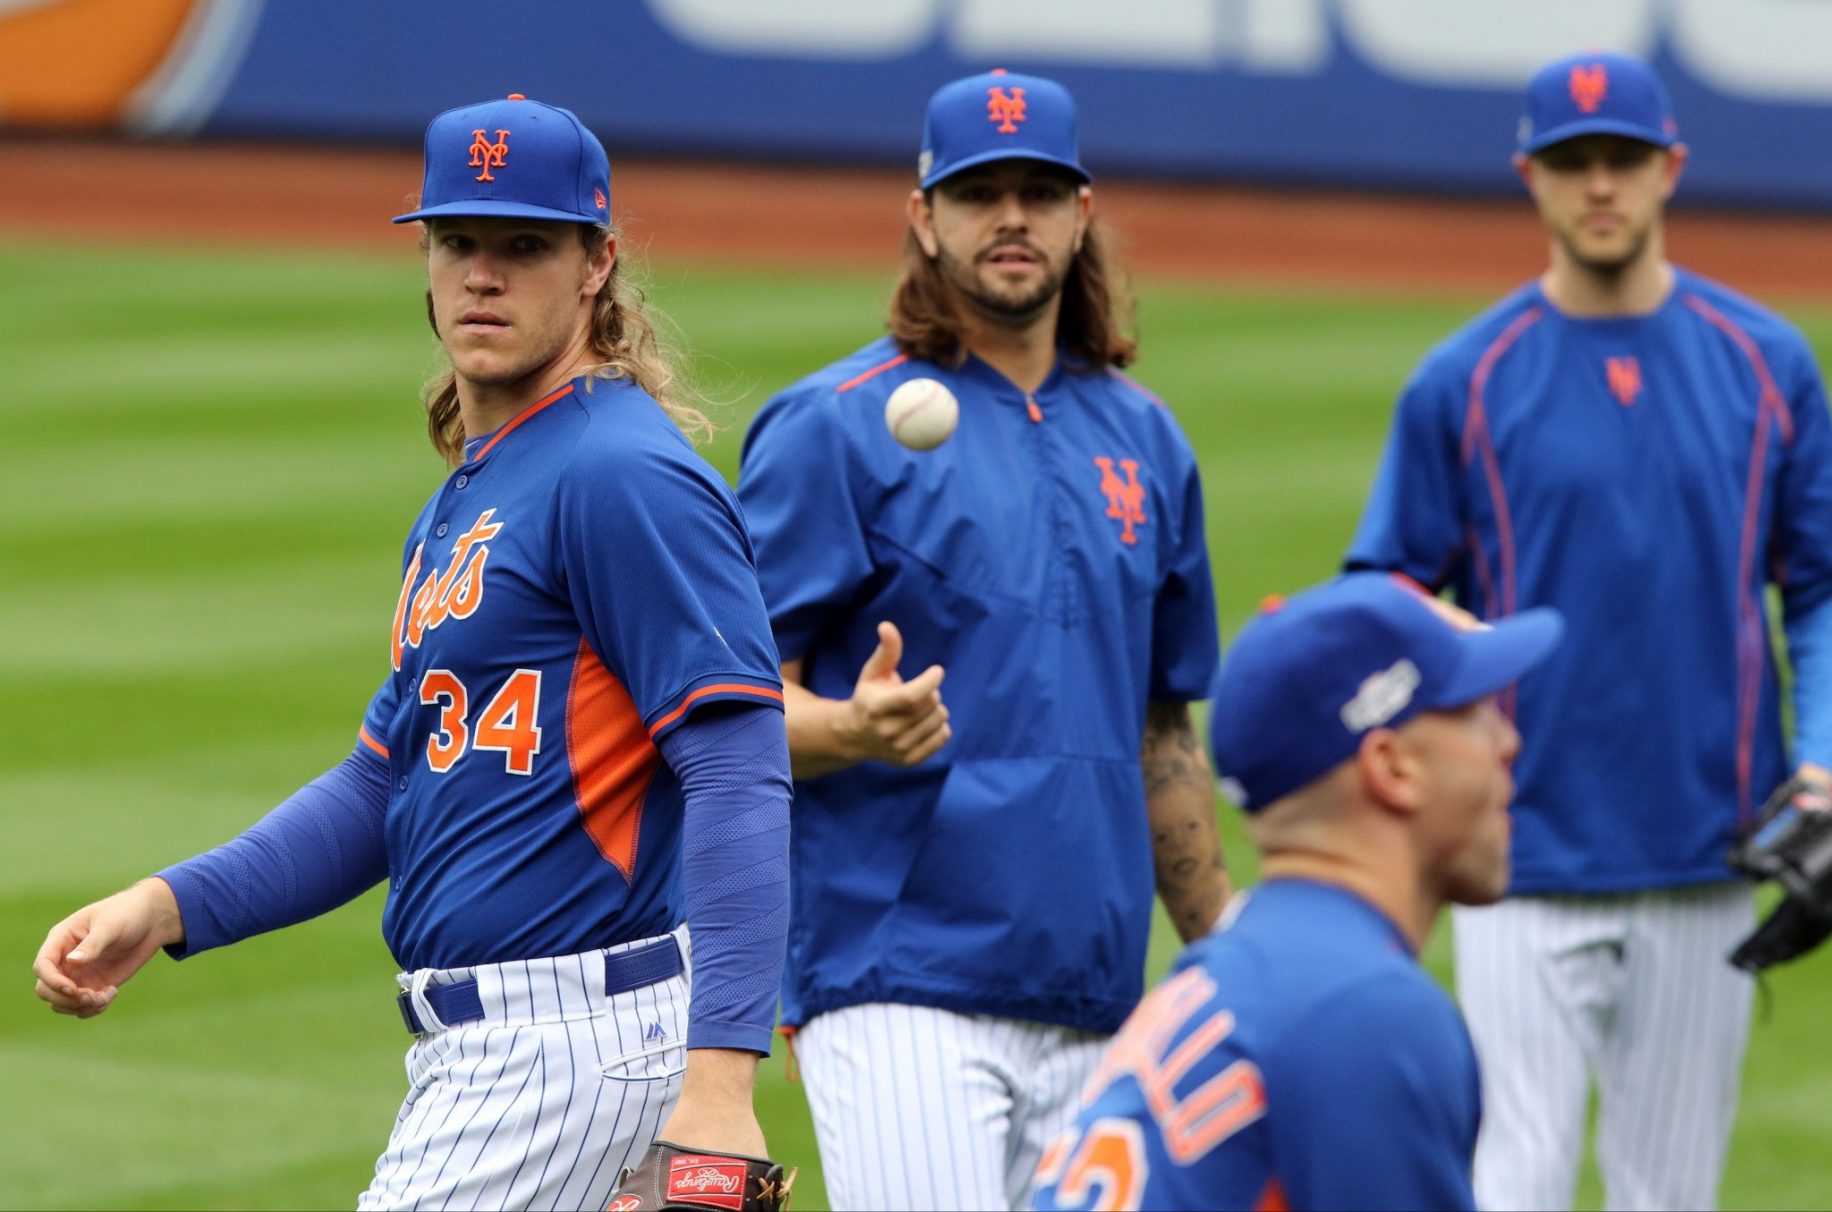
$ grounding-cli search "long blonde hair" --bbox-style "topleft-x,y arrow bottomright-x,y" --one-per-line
420,224 -> 712,465
888,211 -> 1139,371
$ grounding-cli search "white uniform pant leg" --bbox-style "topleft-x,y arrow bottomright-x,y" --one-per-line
1596,885 -> 1754,1212
798,1003 -> 1101,1212
1455,897 -> 1621,1212
1006,1024 -> 1108,1210
358,931 -> 690,1211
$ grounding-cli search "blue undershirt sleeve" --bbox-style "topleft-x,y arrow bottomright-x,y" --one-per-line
157,744 -> 391,959
1785,592 -> 1832,771
657,701 -> 791,1055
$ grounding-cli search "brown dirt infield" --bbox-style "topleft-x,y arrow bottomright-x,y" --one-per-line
5,136 -> 1832,299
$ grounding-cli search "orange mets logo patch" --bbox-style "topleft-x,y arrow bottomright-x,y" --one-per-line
392,509 -> 503,670
1094,456 -> 1148,546
987,86 -> 1027,134
1606,355 -> 1641,406
468,127 -> 509,181
1568,64 -> 1608,114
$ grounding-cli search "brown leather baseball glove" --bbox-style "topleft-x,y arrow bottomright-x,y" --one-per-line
607,1140 -> 795,1212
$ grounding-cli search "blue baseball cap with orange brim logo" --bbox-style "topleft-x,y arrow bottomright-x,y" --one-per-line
919,69 -> 1092,190
394,94 -> 611,226
1517,50 -> 1679,155
1210,573 -> 1564,813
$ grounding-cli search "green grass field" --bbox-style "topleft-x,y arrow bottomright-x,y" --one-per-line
5,235 -> 1831,1210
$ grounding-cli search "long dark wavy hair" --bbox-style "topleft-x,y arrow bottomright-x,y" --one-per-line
419,224 -> 711,466
888,209 -> 1138,370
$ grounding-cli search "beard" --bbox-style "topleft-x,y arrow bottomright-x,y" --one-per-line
934,240 -> 1070,323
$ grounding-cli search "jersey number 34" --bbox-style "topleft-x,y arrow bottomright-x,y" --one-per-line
419,668 -> 543,775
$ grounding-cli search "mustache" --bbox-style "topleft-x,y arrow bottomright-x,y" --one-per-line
976,239 -> 1047,263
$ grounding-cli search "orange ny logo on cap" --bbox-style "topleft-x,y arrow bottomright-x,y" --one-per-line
1568,64 -> 1608,114
469,128 -> 509,181
987,86 -> 1027,134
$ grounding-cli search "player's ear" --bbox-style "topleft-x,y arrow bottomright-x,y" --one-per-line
583,230 -> 615,295
1511,152 -> 1534,193
1660,143 -> 1689,199
1357,728 -> 1426,818
1073,185 -> 1092,254
907,188 -> 940,258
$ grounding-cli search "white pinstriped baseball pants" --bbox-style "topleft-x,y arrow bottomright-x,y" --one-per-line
796,1002 -> 1108,1211
357,927 -> 691,1211
1453,886 -> 1755,1212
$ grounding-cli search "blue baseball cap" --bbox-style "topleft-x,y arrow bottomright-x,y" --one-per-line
1210,574 -> 1564,813
393,94 -> 611,226
1518,51 -> 1679,155
918,69 -> 1091,189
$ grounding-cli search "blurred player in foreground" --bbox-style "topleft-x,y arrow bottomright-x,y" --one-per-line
1034,573 -> 1564,1211
1347,50 -> 1832,1210
737,69 -> 1228,1210
33,96 -> 794,1211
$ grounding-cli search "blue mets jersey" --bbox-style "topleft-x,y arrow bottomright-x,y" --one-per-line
361,375 -> 784,973
738,337 -> 1220,1035
1032,880 -> 1479,1212
1348,270 -> 1832,893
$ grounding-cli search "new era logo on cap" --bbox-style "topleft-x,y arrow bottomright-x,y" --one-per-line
1518,50 -> 1678,155
393,93 -> 612,226
919,69 -> 1090,189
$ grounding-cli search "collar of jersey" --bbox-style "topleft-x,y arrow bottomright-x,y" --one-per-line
460,381 -> 578,467
959,344 -> 1077,401
1530,271 -> 1683,329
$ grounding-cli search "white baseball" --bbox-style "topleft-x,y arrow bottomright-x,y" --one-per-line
884,377 -> 959,451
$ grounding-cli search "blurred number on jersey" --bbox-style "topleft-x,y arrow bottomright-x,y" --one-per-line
1037,967 -> 1268,1209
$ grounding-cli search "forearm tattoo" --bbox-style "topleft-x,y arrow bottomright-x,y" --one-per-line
1142,702 -> 1230,942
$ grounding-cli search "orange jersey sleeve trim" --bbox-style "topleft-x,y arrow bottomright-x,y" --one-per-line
357,725 -> 390,760
836,353 -> 908,393
474,383 -> 576,461
647,683 -> 786,738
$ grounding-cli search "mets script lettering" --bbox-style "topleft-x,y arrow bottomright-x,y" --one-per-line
392,509 -> 503,670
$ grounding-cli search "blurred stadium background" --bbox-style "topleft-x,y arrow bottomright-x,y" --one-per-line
6,2 -> 1832,1208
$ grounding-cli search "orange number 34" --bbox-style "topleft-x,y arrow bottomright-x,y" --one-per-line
419,668 -> 543,775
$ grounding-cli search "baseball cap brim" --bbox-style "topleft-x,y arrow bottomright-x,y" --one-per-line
1522,118 -> 1676,155
392,199 -> 607,225
922,148 -> 1093,190
1429,607 -> 1565,708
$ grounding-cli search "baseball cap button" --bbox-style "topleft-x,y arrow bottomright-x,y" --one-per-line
506,93 -> 525,100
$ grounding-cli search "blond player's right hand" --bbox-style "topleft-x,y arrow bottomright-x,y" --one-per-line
848,621 -> 950,766
34,878 -> 184,1019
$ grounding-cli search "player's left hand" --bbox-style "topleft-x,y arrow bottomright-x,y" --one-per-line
1727,775 -> 1832,972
